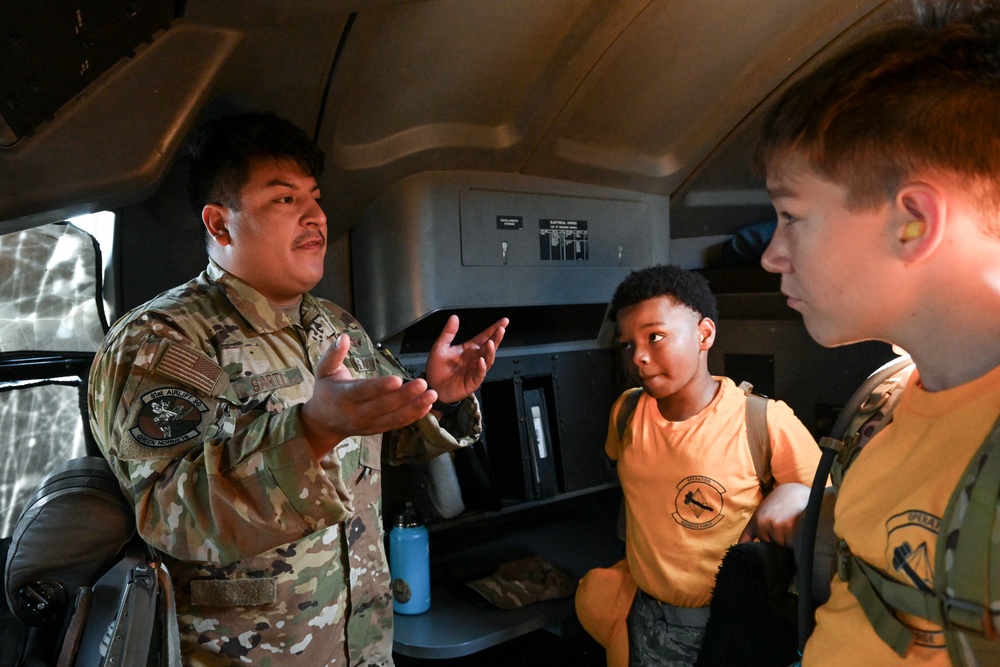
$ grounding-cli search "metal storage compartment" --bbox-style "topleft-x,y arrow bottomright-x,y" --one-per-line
351,170 -> 670,350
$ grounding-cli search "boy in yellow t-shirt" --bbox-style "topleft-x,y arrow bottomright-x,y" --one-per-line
754,2 -> 1000,665
576,264 -> 821,666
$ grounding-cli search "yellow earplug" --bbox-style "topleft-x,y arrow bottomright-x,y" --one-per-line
901,220 -> 926,241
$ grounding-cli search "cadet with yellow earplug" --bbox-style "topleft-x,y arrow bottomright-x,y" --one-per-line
901,220 -> 926,241
756,1 -> 1000,665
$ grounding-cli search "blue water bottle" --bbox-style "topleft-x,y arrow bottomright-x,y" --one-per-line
389,503 -> 430,615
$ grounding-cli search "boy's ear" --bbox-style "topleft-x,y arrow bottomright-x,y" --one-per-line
698,317 -> 716,350
894,183 -> 945,264
202,204 -> 232,247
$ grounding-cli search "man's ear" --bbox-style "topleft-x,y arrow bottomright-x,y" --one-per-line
202,204 -> 231,246
894,183 -> 945,264
698,317 -> 716,350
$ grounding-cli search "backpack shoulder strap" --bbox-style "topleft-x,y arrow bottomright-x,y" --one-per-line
829,356 -> 916,489
615,387 -> 645,440
818,355 -> 1000,663
835,414 -> 1000,662
936,414 -> 1000,665
738,381 -> 772,494
615,381 -> 773,494
797,355 -> 916,651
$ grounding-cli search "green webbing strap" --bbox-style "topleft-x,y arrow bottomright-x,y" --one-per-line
937,414 -> 1000,665
843,554 -> 917,657
840,414 -> 1000,662
829,434 -> 857,490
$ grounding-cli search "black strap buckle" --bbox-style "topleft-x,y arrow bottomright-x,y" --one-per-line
942,596 -> 996,639
836,539 -> 853,581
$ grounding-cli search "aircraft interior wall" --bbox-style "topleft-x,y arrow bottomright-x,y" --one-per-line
0,1 -> 921,662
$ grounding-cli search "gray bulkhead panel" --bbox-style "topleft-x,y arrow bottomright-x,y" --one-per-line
350,171 -> 670,346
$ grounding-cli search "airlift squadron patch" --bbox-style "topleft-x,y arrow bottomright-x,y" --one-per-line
672,475 -> 726,530
130,388 -> 208,447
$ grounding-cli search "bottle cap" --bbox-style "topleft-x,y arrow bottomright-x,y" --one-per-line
394,502 -> 425,528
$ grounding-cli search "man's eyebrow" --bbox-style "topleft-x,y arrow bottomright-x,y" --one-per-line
264,178 -> 320,193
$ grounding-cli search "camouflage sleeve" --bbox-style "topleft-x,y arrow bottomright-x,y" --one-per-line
372,344 -> 484,465
88,313 -> 351,565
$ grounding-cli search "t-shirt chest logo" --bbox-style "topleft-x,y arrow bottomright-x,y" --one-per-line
672,476 -> 726,530
130,388 -> 208,447
885,510 -> 938,590
885,510 -> 943,648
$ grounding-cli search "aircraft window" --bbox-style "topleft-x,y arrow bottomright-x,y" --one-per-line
0,217 -> 112,537
67,211 -> 116,323
0,219 -> 110,352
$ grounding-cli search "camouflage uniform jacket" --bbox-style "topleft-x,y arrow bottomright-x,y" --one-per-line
88,260 -> 482,666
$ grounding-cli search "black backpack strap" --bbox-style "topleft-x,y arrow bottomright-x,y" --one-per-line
613,387 -> 643,543
795,354 -> 915,653
617,383 -> 772,492
615,387 -> 644,441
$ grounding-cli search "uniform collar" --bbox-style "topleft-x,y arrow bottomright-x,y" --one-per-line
206,259 -> 313,334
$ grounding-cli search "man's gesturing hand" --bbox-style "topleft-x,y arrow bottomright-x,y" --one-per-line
424,315 -> 508,405
300,334 -> 435,459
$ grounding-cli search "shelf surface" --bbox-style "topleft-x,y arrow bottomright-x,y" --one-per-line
392,508 -> 622,659
393,587 -> 575,659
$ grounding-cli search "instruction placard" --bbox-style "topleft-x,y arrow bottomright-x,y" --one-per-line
496,215 -> 523,230
538,219 -> 589,261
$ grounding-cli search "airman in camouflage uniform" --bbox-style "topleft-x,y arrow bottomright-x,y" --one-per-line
88,112 -> 507,666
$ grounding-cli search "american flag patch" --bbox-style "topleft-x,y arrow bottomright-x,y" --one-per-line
156,342 -> 224,395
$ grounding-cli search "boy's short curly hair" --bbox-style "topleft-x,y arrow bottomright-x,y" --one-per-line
186,112 -> 325,214
608,265 -> 718,323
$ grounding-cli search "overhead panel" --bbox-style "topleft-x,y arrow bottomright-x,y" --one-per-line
459,188 -> 652,268
351,171 -> 669,348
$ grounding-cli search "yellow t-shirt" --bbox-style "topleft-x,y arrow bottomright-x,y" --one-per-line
606,376 -> 820,608
804,363 -> 1000,666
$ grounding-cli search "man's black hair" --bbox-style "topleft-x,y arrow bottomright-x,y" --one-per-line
608,264 -> 719,323
186,112 -> 325,214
